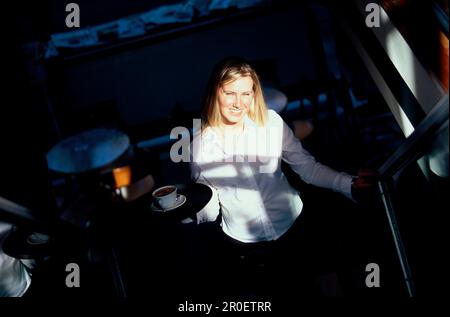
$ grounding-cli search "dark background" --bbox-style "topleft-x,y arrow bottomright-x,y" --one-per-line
1,0 -> 448,299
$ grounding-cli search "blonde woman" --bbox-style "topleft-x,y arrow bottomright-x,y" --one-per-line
190,57 -> 375,295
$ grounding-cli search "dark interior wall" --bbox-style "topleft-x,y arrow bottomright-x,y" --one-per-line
1,16 -> 54,212
52,5 -> 316,128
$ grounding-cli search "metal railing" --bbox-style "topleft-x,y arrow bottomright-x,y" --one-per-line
376,94 -> 449,297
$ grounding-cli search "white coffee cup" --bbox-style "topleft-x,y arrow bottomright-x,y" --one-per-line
152,185 -> 177,209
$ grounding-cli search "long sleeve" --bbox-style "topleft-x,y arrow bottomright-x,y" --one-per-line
190,160 -> 221,223
280,118 -> 353,199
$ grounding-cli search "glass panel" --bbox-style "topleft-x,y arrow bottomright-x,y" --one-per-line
385,119 -> 449,296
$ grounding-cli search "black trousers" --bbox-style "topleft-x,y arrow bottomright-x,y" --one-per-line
192,207 -> 338,298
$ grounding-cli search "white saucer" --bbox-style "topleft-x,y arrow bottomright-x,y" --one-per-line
151,194 -> 186,212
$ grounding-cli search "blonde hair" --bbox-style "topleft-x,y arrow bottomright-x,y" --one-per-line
201,57 -> 267,130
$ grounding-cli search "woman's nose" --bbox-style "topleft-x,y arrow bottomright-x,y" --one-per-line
236,95 -> 245,107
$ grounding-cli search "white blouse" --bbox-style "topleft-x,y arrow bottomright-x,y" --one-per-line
0,222 -> 31,296
190,110 -> 353,243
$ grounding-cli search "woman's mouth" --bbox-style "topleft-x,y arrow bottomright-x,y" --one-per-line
230,107 -> 242,114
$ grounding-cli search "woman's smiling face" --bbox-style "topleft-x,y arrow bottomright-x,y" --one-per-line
217,76 -> 254,127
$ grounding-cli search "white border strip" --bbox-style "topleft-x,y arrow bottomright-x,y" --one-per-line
355,0 -> 446,114
339,18 -> 415,137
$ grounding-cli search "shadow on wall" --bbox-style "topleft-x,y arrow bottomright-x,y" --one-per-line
50,4 -> 316,130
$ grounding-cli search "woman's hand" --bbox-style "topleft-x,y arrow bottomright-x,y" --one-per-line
351,168 -> 379,204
